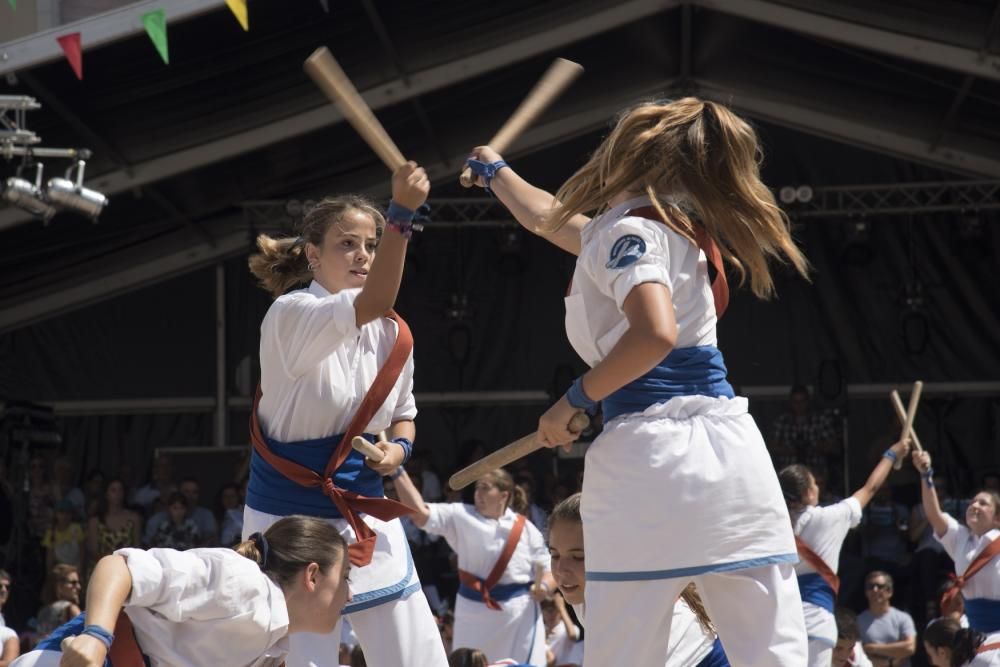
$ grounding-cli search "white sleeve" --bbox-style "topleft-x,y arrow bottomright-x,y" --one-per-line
525,521 -> 552,571
261,289 -> 360,378
392,351 -> 417,422
423,503 -> 462,546
584,216 -> 673,310
933,514 -> 963,559
118,548 -> 267,622
838,497 -> 864,529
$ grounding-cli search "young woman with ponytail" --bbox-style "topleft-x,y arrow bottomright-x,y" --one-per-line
12,515 -> 349,667
465,97 -> 811,665
392,467 -> 554,666
546,492 -> 730,666
243,162 -> 447,667
924,617 -> 1000,667
780,438 -> 911,667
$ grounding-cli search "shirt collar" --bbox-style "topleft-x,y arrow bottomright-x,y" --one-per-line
307,280 -> 330,298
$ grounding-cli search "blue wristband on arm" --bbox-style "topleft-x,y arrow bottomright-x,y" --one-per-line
391,437 -> 413,464
922,467 -> 935,488
465,159 -> 509,192
81,624 -> 114,649
882,449 -> 898,463
565,376 -> 598,413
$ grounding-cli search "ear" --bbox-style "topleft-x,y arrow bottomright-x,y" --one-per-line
304,242 -> 321,266
303,562 -> 320,592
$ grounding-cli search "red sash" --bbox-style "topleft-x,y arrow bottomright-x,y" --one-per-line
458,514 -> 527,611
249,311 -> 415,567
795,535 -> 840,596
979,642 -> 1000,654
626,206 -> 730,318
941,534 -> 1000,613
108,612 -> 145,667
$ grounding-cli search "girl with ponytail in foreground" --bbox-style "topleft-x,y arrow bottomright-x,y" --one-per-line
12,515 -> 349,667
465,97 -> 811,666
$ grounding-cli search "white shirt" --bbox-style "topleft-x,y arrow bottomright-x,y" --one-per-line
936,515 -> 1000,600
547,622 -> 583,666
793,497 -> 862,575
258,281 -> 416,442
117,547 -> 290,667
423,505 -> 550,583
566,195 -> 717,368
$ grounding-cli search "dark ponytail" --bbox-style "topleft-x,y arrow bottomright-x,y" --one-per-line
235,514 -> 346,589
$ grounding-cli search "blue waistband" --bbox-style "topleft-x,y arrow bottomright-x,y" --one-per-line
246,432 -> 384,519
964,597 -> 1000,633
798,573 -> 835,614
457,581 -> 532,604
602,346 -> 735,421
36,613 -> 150,666
696,637 -> 731,667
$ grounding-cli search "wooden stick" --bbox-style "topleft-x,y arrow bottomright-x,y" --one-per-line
351,430 -> 390,464
304,47 -> 407,172
448,412 -> 590,490
894,381 -> 924,469
890,389 -> 924,452
459,58 -> 584,187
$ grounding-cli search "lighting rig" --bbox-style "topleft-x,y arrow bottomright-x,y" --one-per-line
0,94 -> 108,222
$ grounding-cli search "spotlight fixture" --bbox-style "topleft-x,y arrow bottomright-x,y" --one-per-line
779,186 -> 796,204
778,185 -> 814,205
2,163 -> 55,221
46,159 -> 108,220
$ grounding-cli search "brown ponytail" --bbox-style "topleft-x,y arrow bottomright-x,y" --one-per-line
547,97 -> 809,299
248,195 -> 387,298
234,514 -> 346,589
679,583 -> 715,635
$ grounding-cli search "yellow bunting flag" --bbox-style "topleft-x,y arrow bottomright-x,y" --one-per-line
225,0 -> 248,31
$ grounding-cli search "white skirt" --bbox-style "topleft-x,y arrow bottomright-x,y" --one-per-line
582,395 -> 797,578
453,592 -> 546,667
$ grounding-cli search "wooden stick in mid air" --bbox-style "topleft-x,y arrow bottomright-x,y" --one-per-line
449,412 -> 591,490
459,58 -> 584,187
893,381 -> 924,469
304,47 -> 407,172
890,389 -> 924,452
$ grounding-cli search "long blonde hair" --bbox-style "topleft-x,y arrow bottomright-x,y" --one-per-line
248,195 -> 386,298
547,97 -> 809,298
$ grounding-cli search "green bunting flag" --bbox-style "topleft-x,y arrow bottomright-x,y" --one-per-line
141,9 -> 169,64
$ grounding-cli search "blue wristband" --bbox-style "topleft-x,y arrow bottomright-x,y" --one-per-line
465,159 -> 509,192
386,200 -> 417,239
389,467 -> 405,480
81,624 -> 114,649
882,449 -> 898,463
391,437 -> 413,464
922,467 -> 935,488
565,376 -> 598,412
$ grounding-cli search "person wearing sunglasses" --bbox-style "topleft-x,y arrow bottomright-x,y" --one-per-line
858,571 -> 916,667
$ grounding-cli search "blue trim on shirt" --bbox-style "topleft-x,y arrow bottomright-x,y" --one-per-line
798,572 -> 836,614
342,541 -> 418,615
602,346 -> 735,421
246,432 -> 384,518
807,635 -> 837,648
586,553 -> 799,581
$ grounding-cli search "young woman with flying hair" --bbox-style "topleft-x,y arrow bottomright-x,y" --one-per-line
924,617 -> 1000,667
243,163 -> 447,667
913,450 -> 1000,638
465,97 -> 809,665
547,492 -> 730,666
393,467 -> 555,666
12,515 -> 350,667
780,437 -> 911,667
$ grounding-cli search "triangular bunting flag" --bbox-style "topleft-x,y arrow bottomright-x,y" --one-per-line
56,33 -> 83,80
141,9 -> 169,64
225,0 -> 248,31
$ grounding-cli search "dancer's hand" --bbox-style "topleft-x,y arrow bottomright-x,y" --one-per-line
60,634 -> 108,667
537,396 -> 583,453
365,440 -> 406,476
912,450 -> 932,474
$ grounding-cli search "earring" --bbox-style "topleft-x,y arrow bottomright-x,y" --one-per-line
308,262 -> 318,272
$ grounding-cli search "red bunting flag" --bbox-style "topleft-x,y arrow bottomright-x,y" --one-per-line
56,33 -> 83,80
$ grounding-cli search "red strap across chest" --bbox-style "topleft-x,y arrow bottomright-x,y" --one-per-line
941,534 -> 1000,613
458,514 -> 528,611
979,642 -> 1000,655
249,310 -> 415,567
108,612 -> 145,667
795,535 -> 841,596
626,206 -> 729,318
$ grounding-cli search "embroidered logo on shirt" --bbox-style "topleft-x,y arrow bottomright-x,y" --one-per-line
606,234 -> 646,269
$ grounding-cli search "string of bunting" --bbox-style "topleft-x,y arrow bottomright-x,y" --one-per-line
39,0 -> 333,80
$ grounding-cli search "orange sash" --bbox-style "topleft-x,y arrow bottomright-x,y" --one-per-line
458,514 -> 528,611
941,534 -> 1000,614
795,535 -> 840,596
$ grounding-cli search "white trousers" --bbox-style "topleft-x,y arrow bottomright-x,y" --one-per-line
584,563 -> 807,667
452,593 -> 547,666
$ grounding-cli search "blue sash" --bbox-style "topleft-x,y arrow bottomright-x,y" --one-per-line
246,432 -> 384,518
457,581 -> 532,604
696,637 -> 731,667
798,572 -> 835,614
35,613 -> 151,666
964,597 -> 1000,633
602,346 -> 734,421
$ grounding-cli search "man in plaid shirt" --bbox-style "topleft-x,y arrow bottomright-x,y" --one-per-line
770,385 -> 839,477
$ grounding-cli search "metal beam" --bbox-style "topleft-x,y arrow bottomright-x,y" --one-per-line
695,0 -> 1000,81
0,0 -> 227,76
0,0 -> 680,232
697,79 -> 1000,178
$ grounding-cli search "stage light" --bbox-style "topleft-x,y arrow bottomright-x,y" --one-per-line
2,164 -> 55,221
795,185 -> 813,203
46,160 -> 107,220
779,186 -> 796,204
